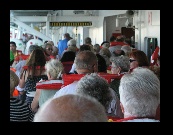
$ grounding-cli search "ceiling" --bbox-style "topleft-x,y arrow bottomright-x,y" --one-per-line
10,10 -> 59,16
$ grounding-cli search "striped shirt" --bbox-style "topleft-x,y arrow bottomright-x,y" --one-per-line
10,98 -> 34,122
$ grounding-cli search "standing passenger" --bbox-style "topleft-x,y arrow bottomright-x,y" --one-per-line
57,33 -> 71,57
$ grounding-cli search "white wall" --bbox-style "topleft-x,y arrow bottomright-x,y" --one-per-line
134,10 -> 160,52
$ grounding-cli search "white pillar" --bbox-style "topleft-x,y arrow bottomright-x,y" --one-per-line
46,21 -> 50,37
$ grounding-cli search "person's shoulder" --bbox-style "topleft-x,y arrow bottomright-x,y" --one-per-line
53,81 -> 78,98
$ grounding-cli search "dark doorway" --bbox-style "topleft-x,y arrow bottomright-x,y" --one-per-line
121,27 -> 135,47
121,27 -> 135,38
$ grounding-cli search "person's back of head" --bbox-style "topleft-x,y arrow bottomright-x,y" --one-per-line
116,36 -> 123,42
26,48 -> 46,67
110,55 -> 130,73
93,44 -> 101,54
99,47 -> 111,58
67,46 -> 76,53
110,36 -> 116,42
76,73 -> 112,110
64,33 -> 70,40
121,45 -> 132,56
113,50 -> 125,57
45,59 -> 64,79
119,67 -> 160,118
85,37 -> 92,45
79,44 -> 92,52
74,50 -> 98,73
102,42 -> 110,48
28,45 -> 40,54
101,41 -> 110,46
47,41 -> 54,46
109,45 -> 122,55
96,54 -> 107,72
33,94 -> 108,122
67,39 -> 77,47
60,51 -> 76,62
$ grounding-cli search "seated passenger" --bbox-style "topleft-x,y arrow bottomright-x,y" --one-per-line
69,44 -> 92,74
18,48 -> 48,104
53,50 -> 98,98
10,41 -> 23,67
121,45 -> 132,57
76,73 -> 123,118
99,47 -> 111,68
129,50 -> 150,72
117,67 -> 160,122
109,55 -> 130,99
10,70 -> 34,122
93,44 -> 107,72
42,43 -> 53,61
33,94 -> 108,122
31,59 -> 64,113
15,45 -> 40,78
60,50 -> 76,62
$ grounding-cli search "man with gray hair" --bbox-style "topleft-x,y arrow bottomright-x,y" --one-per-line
34,94 -> 108,122
76,73 -> 123,118
53,50 -> 98,98
117,67 -> 160,122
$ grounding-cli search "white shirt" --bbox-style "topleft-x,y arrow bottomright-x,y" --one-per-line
69,63 -> 76,73
53,81 -> 78,98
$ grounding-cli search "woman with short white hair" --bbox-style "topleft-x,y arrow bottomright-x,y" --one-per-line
109,55 -> 130,99
31,59 -> 64,113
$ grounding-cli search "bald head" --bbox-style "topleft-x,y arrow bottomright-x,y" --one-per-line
33,94 -> 108,122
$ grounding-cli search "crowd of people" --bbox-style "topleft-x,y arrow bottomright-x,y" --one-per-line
10,33 -> 160,122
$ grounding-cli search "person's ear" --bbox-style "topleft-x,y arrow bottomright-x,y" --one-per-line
120,102 -> 124,114
93,63 -> 98,73
118,67 -> 121,74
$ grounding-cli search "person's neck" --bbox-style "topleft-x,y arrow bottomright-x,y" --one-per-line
77,70 -> 92,74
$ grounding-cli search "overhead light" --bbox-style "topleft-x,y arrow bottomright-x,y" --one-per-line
116,18 -> 119,27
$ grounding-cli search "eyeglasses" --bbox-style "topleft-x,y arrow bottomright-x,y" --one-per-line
46,48 -> 53,51
129,59 -> 136,63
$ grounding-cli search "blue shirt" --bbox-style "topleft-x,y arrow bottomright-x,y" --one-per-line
57,39 -> 68,57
